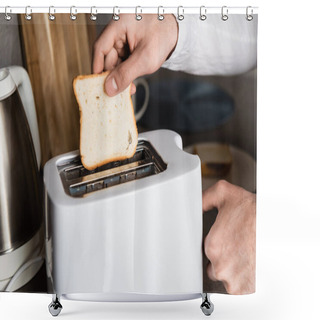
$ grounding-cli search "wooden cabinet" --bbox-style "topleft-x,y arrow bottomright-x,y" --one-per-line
19,14 -> 97,166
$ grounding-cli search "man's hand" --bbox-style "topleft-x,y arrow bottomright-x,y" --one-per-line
203,180 -> 256,295
93,14 -> 178,96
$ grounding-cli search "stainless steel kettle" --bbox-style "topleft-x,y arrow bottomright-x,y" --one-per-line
0,66 -> 42,258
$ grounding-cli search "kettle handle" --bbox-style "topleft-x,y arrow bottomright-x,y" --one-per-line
8,66 -> 41,169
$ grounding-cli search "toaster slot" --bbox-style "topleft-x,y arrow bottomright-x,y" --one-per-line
63,149 -> 146,181
58,140 -> 167,197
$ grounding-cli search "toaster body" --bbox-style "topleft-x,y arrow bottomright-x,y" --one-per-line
44,130 -> 203,302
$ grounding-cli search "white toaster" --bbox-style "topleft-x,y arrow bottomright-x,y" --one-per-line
44,129 -> 214,316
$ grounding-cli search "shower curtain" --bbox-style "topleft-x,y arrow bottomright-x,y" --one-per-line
0,5 -> 257,311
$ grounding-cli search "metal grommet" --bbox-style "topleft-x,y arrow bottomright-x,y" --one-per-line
177,6 -> 184,21
158,6 -> 164,21
90,6 -> 97,21
135,6 -> 142,21
70,6 -> 77,21
246,6 -> 253,21
221,6 -> 228,21
113,6 -> 120,21
200,6 -> 207,21
5,6 -> 12,21
49,6 -> 55,21
25,6 -> 32,21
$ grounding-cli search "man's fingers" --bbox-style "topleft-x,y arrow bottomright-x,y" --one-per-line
202,180 -> 240,212
93,50 -> 106,74
202,181 -> 225,212
104,48 -> 119,71
92,24 -> 117,74
104,47 -> 146,96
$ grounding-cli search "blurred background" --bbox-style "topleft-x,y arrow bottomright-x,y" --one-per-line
0,14 -> 256,165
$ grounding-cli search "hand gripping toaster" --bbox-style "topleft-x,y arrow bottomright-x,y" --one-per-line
44,130 -> 214,316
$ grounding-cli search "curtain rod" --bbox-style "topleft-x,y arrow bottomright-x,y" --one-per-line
0,6 -> 258,16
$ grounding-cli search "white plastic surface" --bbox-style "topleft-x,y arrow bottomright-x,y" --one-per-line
7,66 -> 41,169
44,130 -> 203,299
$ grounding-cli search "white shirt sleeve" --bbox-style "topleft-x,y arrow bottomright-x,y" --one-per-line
162,14 -> 257,76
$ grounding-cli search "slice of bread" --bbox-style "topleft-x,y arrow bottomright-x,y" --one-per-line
73,72 -> 138,171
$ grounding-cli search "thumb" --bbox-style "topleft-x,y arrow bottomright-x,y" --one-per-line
104,47 -> 146,96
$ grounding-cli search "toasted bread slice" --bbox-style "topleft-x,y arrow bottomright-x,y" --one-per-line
73,72 -> 138,171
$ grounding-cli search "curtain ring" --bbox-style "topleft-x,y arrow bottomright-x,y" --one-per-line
200,6 -> 207,21
113,6 -> 120,21
90,6 -> 97,21
158,6 -> 164,21
49,6 -> 55,21
135,6 -> 142,21
246,6 -> 253,21
5,6 -> 12,21
221,6 -> 228,21
70,6 -> 77,21
25,6 -> 32,21
177,6 -> 184,21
